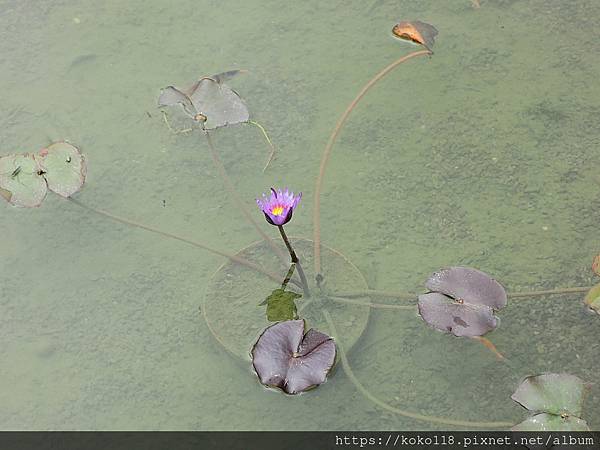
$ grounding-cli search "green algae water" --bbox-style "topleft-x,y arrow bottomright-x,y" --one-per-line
1,0 -> 599,430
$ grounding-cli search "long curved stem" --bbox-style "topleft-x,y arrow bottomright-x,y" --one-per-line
323,309 -> 514,428
313,49 -> 431,277
67,197 -> 300,289
203,131 -> 289,266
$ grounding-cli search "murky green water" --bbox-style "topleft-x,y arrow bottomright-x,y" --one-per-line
1,0 -> 599,430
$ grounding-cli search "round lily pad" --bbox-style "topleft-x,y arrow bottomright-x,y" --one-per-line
511,373 -> 586,417
418,266 -> 506,337
251,320 -> 336,394
584,283 -> 600,316
512,413 -> 589,431
203,238 -> 370,360
0,153 -> 47,207
36,142 -> 86,198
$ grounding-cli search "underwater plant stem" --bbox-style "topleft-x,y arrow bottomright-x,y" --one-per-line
248,120 -> 277,172
471,336 -> 506,361
67,197 -> 300,289
507,286 -> 591,298
312,49 -> 431,278
203,131 -> 289,266
278,225 -> 310,297
281,264 -> 296,290
329,295 -> 415,310
323,309 -> 514,429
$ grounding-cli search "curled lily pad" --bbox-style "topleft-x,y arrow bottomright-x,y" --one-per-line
158,70 -> 249,130
418,267 -> 506,337
37,142 -> 86,198
511,373 -> 586,417
584,284 -> 600,315
251,320 -> 336,394
392,20 -> 438,52
511,373 -> 589,431
0,153 -> 47,207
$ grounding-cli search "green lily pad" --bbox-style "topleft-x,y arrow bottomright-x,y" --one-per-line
37,142 -> 86,198
0,153 -> 47,207
584,283 -> 600,315
512,413 -> 589,431
264,289 -> 301,322
511,373 -> 586,417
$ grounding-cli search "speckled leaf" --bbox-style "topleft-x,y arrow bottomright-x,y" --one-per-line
265,289 -> 300,322
511,373 -> 586,417
418,292 -> 498,337
251,320 -> 336,395
512,413 -> 589,431
0,153 -> 47,207
584,283 -> 600,315
425,266 -> 507,310
37,142 -> 86,198
189,78 -> 249,130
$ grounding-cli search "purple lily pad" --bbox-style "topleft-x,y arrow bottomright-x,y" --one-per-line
417,292 -> 498,337
418,267 -> 506,337
251,320 -> 336,395
425,266 -> 507,309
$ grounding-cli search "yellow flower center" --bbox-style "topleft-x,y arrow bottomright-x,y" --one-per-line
271,205 -> 284,216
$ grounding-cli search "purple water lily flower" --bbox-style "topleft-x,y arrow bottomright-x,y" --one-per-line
256,187 -> 302,226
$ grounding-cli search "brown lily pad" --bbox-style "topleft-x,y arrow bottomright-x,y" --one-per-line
392,20 -> 438,52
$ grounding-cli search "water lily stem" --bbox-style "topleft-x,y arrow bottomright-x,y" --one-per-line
203,130 -> 289,266
67,197 -> 300,289
278,225 -> 310,297
313,49 -> 432,279
323,309 -> 514,429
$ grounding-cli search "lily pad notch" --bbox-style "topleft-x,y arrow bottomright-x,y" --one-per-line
418,266 -> 507,337
251,319 -> 336,394
0,142 -> 86,207
158,70 -> 277,170
511,373 -> 590,431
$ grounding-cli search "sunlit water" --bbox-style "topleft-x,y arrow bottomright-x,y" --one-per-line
1,0 -> 599,430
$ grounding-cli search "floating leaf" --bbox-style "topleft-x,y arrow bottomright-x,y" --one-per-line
418,267 -> 506,337
584,283 -> 600,315
251,320 -> 336,394
512,413 -> 589,431
425,266 -> 507,309
511,373 -> 586,417
158,70 -> 249,130
37,142 -> 86,198
264,288 -> 301,322
392,20 -> 438,52
418,292 -> 498,337
0,153 -> 47,207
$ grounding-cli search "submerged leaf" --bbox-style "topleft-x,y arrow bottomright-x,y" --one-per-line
512,413 -> 589,431
511,373 -> 586,417
418,267 -> 506,337
264,288 -> 301,322
251,320 -> 336,394
37,142 -> 86,198
188,78 -> 249,130
0,153 -> 47,207
158,71 -> 250,130
392,20 -> 438,52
